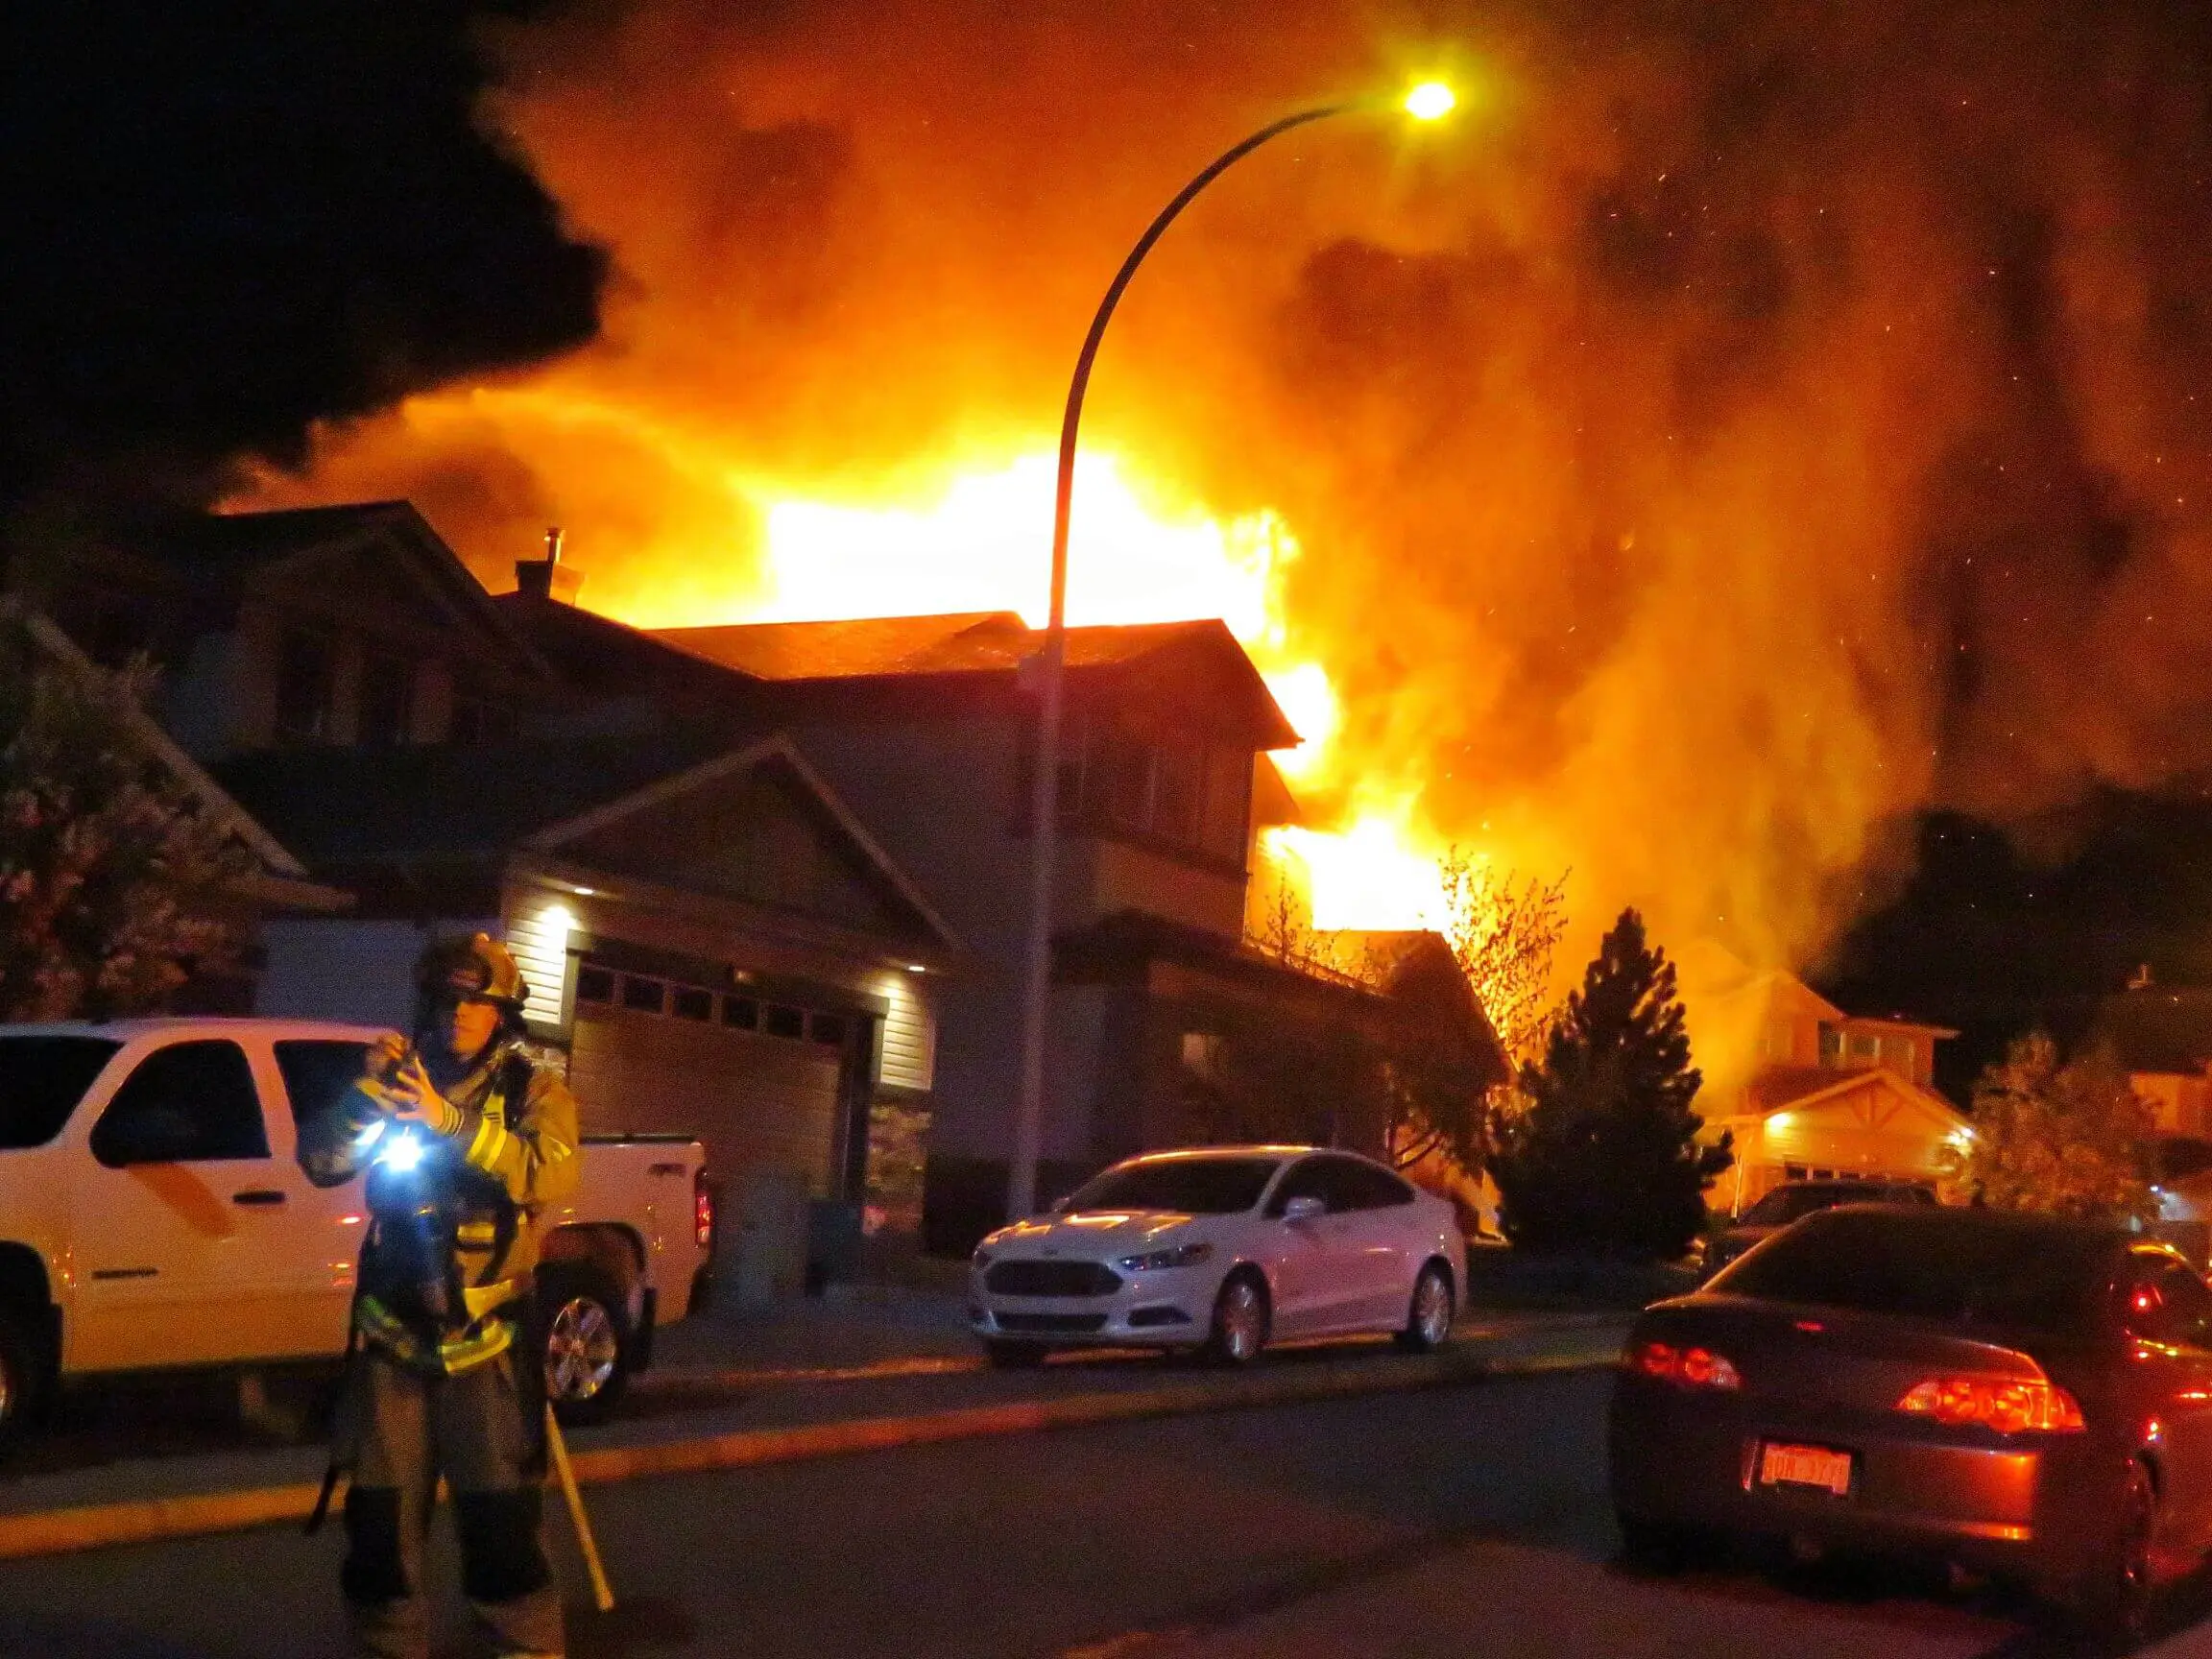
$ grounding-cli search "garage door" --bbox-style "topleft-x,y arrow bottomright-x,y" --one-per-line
565,964 -> 846,1199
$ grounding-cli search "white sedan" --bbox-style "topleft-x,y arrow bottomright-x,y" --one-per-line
969,1145 -> 1467,1367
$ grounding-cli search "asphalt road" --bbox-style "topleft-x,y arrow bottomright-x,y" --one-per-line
0,1367 -> 2198,1659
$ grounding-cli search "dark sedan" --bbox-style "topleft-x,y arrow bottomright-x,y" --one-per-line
1610,1205 -> 2212,1637
1696,1179 -> 1937,1279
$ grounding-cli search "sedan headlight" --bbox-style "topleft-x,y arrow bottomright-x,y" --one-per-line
1116,1240 -> 1214,1272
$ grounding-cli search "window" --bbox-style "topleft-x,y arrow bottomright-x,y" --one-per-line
357,650 -> 414,747
671,987 -> 714,1022
2126,1259 -> 2212,1349
575,966 -> 615,1004
620,975 -> 665,1014
765,1005 -> 805,1040
1063,1156 -> 1282,1215
1024,715 -> 1251,866
91,1042 -> 268,1166
1847,1032 -> 1881,1062
1329,1158 -> 1417,1211
273,629 -> 337,743
274,1040 -> 373,1131
722,997 -> 759,1030
0,1036 -> 120,1149
809,1013 -> 848,1046
1265,1157 -> 1341,1216
1151,744 -> 1204,845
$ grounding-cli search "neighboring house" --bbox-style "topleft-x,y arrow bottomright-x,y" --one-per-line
37,501 -> 562,758
2092,982 -> 2212,1140
218,732 -> 958,1277
1697,970 -> 1969,1215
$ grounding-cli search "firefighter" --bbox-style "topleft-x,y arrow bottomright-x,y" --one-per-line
300,933 -> 581,1659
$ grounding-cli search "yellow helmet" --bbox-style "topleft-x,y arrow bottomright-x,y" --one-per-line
414,932 -> 528,1010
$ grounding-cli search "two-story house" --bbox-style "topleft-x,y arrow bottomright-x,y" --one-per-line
1697,970 -> 1970,1215
36,508 -> 962,1287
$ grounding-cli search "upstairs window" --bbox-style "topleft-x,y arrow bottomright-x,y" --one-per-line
1023,713 -> 1250,867
357,649 -> 415,747
274,628 -> 338,743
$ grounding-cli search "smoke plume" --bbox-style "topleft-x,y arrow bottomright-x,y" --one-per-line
244,0 -> 2212,982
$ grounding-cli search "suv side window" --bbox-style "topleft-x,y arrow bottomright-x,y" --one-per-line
274,1040 -> 373,1130
90,1041 -> 269,1167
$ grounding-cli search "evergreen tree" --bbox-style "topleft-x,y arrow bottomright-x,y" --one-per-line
1491,908 -> 1731,1259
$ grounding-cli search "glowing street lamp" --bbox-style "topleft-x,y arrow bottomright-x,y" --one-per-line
1008,81 -> 1458,1221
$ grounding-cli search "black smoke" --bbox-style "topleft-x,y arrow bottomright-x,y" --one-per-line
0,2 -> 607,529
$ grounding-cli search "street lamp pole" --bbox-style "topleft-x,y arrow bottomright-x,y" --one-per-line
1007,86 -> 1455,1221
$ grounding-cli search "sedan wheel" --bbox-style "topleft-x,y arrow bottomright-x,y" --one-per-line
2073,1459 -> 2159,1644
1204,1273 -> 1269,1366
1394,1262 -> 1455,1354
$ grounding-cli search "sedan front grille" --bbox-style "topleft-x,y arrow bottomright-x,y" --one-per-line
995,1312 -> 1109,1334
985,1260 -> 1122,1298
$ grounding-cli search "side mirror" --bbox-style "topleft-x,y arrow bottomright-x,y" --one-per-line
1282,1194 -> 1326,1224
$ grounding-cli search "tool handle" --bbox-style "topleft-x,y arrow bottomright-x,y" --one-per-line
544,1404 -> 615,1613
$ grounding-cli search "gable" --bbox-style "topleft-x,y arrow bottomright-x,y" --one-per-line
544,751 -> 942,945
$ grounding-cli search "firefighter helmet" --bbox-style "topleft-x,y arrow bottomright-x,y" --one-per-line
414,932 -> 529,1010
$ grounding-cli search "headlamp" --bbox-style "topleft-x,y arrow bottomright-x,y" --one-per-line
1116,1240 -> 1214,1272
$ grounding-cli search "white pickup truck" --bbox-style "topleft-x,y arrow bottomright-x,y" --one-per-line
0,1018 -> 714,1444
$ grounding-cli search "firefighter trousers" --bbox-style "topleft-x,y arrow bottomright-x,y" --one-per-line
335,1346 -> 565,1659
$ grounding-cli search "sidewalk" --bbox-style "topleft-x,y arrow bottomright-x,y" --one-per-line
0,1298 -> 1633,1553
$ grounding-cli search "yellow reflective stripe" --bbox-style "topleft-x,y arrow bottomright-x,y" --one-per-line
465,1113 -> 508,1173
454,1220 -> 497,1246
462,1277 -> 522,1319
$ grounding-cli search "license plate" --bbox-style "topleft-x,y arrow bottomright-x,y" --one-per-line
1758,1441 -> 1854,1497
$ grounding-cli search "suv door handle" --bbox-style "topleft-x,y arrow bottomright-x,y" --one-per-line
231,1190 -> 287,1207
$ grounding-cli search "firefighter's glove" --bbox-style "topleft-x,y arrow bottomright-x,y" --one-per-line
379,1055 -> 467,1139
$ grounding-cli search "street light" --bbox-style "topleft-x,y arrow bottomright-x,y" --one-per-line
1008,81 -> 1458,1221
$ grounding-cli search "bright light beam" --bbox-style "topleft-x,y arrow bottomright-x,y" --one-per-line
1404,81 -> 1456,121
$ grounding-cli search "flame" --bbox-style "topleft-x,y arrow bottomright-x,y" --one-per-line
1267,810 -> 1450,932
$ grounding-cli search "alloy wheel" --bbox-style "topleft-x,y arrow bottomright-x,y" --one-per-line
545,1295 -> 621,1402
1217,1278 -> 1265,1363
1413,1270 -> 1453,1347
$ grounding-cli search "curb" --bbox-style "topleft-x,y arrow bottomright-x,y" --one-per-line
0,1336 -> 1626,1563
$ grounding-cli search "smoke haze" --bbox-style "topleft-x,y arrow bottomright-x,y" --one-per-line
243,0 -> 2212,986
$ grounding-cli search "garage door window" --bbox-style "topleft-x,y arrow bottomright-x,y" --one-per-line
722,996 -> 758,1030
621,975 -> 665,1013
672,987 -> 714,1022
809,1013 -> 847,1046
575,965 -> 615,1004
765,1004 -> 805,1040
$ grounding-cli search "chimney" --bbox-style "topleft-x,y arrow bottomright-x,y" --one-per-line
514,525 -> 583,604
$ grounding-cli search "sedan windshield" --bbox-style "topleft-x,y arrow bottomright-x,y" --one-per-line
1063,1157 -> 1281,1215
1742,1184 -> 1890,1226
0,1036 -> 122,1149
1712,1209 -> 2110,1338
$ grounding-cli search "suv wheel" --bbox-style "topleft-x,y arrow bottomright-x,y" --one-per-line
0,1304 -> 50,1455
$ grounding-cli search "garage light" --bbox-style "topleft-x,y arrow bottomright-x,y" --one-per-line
905,963 -> 928,974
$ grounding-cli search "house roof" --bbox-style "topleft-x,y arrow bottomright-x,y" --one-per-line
493,589 -> 770,710
2094,988 -> 2212,1076
1734,1061 -> 1970,1128
210,731 -> 957,952
156,502 -> 551,679
212,733 -> 738,865
653,611 -> 1301,749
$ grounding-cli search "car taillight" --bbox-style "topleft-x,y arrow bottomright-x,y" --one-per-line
1896,1376 -> 2085,1433
693,1170 -> 716,1252
1629,1339 -> 1742,1390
